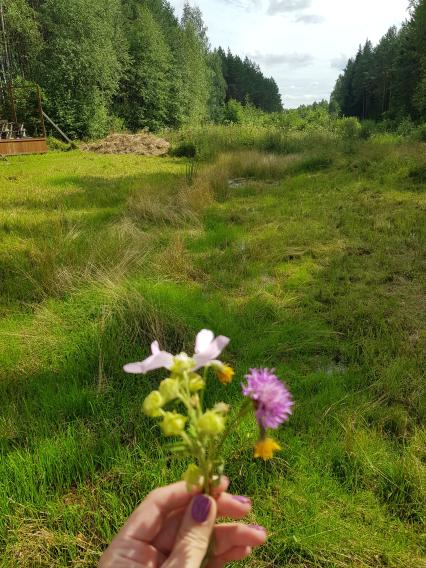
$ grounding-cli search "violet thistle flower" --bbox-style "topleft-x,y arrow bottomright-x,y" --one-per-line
242,368 -> 293,430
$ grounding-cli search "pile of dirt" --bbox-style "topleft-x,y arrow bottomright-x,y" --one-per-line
82,132 -> 170,156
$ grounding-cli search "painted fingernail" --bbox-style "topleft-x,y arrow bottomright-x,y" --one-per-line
249,524 -> 267,533
192,495 -> 211,523
233,495 -> 252,505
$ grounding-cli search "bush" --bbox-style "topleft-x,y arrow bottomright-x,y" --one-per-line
171,141 -> 197,158
396,117 -> 415,137
337,117 -> 362,140
412,124 -> 426,142
360,120 -> 376,140
47,136 -> 71,151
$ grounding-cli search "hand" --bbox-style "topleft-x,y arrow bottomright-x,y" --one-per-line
99,477 -> 267,567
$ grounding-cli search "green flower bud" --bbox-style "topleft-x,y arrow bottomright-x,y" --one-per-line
170,353 -> 195,374
161,412 -> 187,436
197,410 -> 225,436
189,373 -> 205,392
159,378 -> 180,402
142,390 -> 164,417
183,464 -> 203,491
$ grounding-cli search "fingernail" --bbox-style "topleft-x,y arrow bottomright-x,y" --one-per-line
233,495 -> 252,505
249,524 -> 267,533
192,495 -> 211,523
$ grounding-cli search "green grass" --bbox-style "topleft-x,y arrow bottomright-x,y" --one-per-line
0,136 -> 425,567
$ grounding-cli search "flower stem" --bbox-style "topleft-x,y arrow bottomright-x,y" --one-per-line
214,399 -> 252,457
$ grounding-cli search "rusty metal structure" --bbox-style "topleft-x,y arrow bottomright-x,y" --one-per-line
0,82 -> 48,155
0,1 -> 47,156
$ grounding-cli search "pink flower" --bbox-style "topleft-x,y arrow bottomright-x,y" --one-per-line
242,368 -> 293,430
123,329 -> 229,375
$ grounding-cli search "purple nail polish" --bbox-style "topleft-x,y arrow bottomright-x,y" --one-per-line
233,495 -> 252,505
249,524 -> 267,533
192,495 -> 211,523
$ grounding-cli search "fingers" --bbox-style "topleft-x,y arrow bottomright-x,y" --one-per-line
214,523 -> 267,556
121,478 -> 229,544
162,495 -> 217,568
152,491 -> 251,553
216,493 -> 252,519
99,540 -> 165,568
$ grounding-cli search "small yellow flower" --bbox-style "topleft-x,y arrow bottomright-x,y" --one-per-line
142,391 -> 165,417
197,410 -> 225,436
170,353 -> 195,374
216,365 -> 235,385
159,378 -> 180,402
254,438 -> 282,461
161,412 -> 187,436
183,464 -> 203,491
188,373 -> 205,392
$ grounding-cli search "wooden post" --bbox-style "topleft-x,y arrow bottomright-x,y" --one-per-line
7,81 -> 16,123
42,111 -> 76,147
37,85 -> 46,138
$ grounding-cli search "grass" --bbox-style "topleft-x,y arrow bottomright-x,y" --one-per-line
0,133 -> 425,567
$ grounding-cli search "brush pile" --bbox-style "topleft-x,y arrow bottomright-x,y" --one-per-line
82,132 -> 170,156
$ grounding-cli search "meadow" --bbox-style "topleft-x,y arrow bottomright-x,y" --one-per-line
0,129 -> 425,567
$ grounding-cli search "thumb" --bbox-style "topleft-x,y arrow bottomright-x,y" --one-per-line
163,494 -> 217,568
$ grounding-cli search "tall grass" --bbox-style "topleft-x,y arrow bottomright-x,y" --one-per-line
0,137 -> 425,566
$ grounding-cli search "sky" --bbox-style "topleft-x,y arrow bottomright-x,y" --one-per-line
169,0 -> 411,108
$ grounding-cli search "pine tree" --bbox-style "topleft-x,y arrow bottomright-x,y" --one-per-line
116,3 -> 172,131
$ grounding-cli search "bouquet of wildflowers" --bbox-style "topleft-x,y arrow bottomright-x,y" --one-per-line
124,329 -> 293,494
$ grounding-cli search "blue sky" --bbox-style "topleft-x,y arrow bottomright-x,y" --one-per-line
169,0 -> 410,108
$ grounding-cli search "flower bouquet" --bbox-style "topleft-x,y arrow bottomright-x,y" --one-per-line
124,329 -> 293,495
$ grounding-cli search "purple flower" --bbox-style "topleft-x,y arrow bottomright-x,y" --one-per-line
242,368 -> 293,430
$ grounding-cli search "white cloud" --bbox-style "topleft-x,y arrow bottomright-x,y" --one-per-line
253,52 -> 314,66
295,14 -> 324,24
330,54 -> 348,70
267,0 -> 311,15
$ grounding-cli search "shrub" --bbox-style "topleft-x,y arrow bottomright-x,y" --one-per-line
337,117 -> 362,140
412,124 -> 426,142
171,141 -> 197,158
360,120 -> 376,140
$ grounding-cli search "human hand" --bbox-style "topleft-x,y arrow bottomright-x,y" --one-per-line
99,477 -> 267,567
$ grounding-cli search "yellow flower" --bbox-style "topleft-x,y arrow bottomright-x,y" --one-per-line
216,364 -> 235,385
142,391 -> 165,417
197,410 -> 225,436
254,438 -> 282,461
161,412 -> 187,436
188,373 -> 205,392
159,378 -> 180,402
170,353 -> 195,374
183,464 -> 203,491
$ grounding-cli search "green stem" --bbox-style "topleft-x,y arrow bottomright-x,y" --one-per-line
214,400 -> 252,457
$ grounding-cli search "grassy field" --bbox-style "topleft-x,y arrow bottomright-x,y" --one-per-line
0,134 -> 425,567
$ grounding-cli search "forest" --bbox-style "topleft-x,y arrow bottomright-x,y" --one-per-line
330,0 -> 426,125
1,0 -> 282,138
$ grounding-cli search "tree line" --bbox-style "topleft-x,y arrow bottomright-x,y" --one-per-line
0,0 -> 282,138
330,0 -> 426,123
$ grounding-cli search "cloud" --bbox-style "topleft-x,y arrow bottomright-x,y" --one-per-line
253,52 -> 314,66
267,0 -> 311,15
330,54 -> 348,70
219,0 -> 258,8
295,14 -> 324,24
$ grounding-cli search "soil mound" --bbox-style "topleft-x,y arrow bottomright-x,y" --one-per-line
82,132 -> 170,156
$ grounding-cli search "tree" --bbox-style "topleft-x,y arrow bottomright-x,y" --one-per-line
116,3 -> 172,131
1,0 -> 42,81
36,0 -> 127,138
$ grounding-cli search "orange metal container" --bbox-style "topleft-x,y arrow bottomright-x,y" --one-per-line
0,137 -> 48,155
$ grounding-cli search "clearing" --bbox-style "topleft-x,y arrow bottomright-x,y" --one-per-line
0,136 -> 425,567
